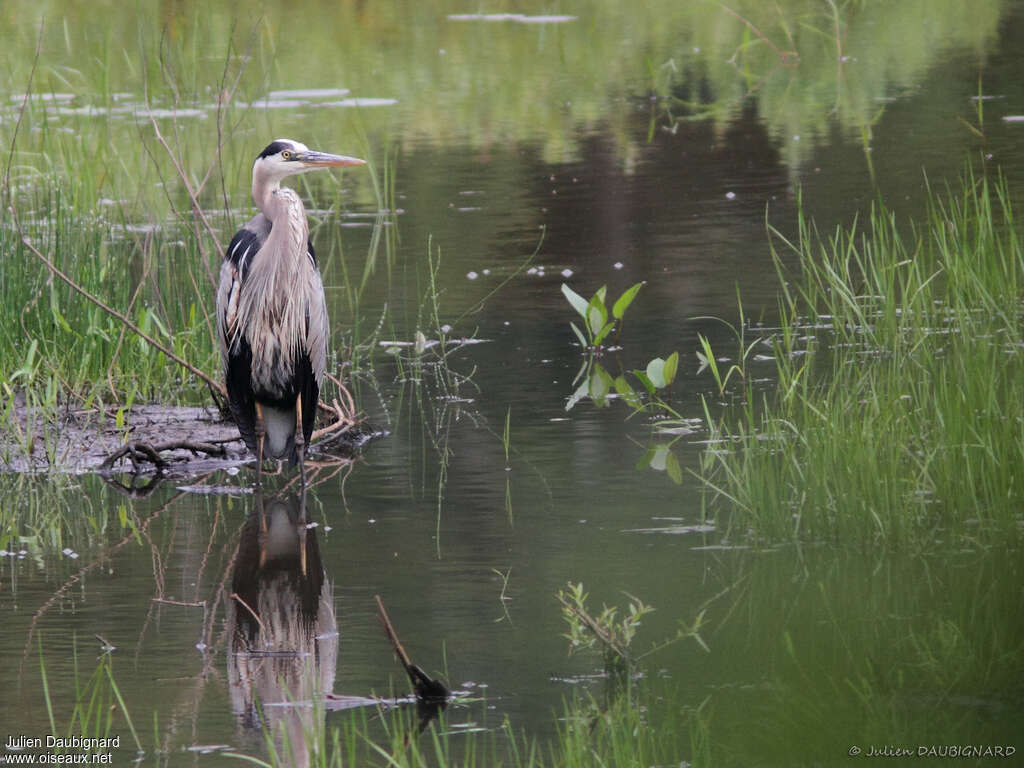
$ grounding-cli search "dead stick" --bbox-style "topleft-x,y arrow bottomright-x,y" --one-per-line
375,595 -> 450,702
375,595 -> 415,670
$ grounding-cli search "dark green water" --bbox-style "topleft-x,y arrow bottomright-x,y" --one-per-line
2,1 -> 1023,765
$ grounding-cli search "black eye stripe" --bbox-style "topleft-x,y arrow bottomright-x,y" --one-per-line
258,140 -> 295,159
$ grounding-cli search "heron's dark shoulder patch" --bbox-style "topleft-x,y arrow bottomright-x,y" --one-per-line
307,238 -> 316,267
258,140 -> 294,159
225,226 -> 265,282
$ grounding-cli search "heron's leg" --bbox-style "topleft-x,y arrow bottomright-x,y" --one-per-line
298,475 -> 308,577
254,401 -> 266,485
256,485 -> 268,568
295,393 -> 307,487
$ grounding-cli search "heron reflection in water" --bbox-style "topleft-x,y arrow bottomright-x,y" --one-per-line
227,487 -> 336,765
217,139 -> 365,482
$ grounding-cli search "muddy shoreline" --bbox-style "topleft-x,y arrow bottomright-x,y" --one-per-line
1,403 -> 378,477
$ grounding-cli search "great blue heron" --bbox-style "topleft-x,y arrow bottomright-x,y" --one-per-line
217,138 -> 365,479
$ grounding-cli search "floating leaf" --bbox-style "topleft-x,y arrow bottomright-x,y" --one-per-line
561,283 -> 589,321
612,282 -> 643,320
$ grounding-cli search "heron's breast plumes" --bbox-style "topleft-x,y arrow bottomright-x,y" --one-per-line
236,189 -> 327,398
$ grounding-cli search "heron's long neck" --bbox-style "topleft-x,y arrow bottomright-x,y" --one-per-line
239,179 -> 313,388
260,184 -> 309,266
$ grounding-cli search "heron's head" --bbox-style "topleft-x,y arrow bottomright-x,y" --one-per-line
253,138 -> 365,185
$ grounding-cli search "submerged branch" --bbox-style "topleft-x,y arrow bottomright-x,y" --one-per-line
375,595 -> 450,704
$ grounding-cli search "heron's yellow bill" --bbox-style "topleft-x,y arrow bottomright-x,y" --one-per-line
296,150 -> 366,168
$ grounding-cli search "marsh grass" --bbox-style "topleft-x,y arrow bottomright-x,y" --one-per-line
700,173 -> 1024,546
38,636 -> 142,754
221,684 -> 703,768
1,197 -> 216,404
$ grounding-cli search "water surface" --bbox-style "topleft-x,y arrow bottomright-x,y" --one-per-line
2,0 -> 1024,764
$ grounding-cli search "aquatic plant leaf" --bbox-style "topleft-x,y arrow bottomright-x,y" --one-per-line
587,296 -> 608,338
613,376 -> 642,409
663,351 -> 679,386
635,446 -> 656,471
632,370 -> 656,395
649,444 -> 669,470
592,321 -> 615,347
665,450 -> 683,485
695,349 -> 709,375
561,283 -> 589,321
588,364 -> 612,406
566,378 -> 590,411
612,282 -> 643,320
646,357 -> 668,389
570,321 -> 588,348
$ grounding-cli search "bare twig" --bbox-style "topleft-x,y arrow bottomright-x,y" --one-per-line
375,595 -> 449,703
231,592 -> 266,634
100,438 -> 232,471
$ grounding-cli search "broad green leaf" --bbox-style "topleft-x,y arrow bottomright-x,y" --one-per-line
594,285 -> 607,306
612,282 -> 643,320
561,283 -> 589,321
587,296 -> 608,339
632,370 -> 656,396
592,321 -> 615,347
663,351 -> 679,386
646,357 -> 668,389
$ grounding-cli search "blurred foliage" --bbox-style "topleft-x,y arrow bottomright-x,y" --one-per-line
0,0 -> 1007,217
